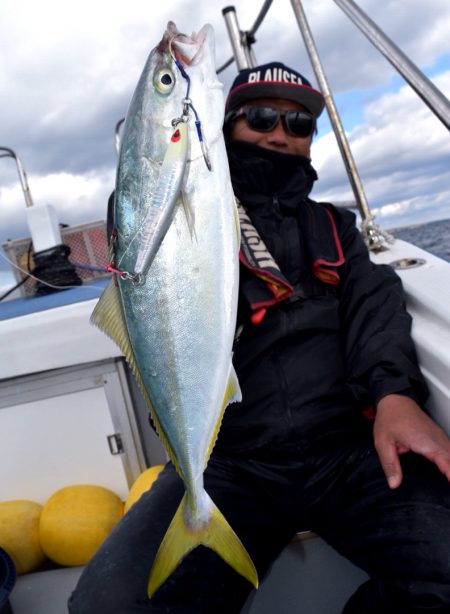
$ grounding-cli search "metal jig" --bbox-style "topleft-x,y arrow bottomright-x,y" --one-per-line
112,34 -> 214,286
168,35 -> 212,171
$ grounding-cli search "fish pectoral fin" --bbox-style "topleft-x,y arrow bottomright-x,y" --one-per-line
147,491 -> 258,598
181,189 -> 197,242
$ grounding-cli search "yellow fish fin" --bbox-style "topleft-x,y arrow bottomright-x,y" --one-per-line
147,491 -> 258,597
90,280 -> 181,473
224,363 -> 242,406
205,363 -> 242,463
91,279 -> 132,358
233,195 -> 241,247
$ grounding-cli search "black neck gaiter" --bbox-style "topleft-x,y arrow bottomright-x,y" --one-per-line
225,140 -> 318,209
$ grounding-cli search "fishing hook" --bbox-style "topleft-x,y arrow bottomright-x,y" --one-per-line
168,35 -> 212,171
107,264 -> 145,286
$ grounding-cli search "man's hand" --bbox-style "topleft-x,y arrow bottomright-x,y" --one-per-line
374,394 -> 450,489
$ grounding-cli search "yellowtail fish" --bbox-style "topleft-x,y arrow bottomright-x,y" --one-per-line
91,21 -> 258,597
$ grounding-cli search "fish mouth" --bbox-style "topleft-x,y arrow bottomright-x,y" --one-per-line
160,21 -> 211,66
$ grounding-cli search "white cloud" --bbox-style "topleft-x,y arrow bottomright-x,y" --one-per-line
1,0 -> 450,251
312,69 -> 450,227
316,0 -> 450,86
0,169 -> 115,243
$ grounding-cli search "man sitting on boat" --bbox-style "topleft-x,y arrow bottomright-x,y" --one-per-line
69,61 -> 450,614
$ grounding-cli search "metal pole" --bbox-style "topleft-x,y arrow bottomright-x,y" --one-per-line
218,1 -> 272,74
222,6 -> 251,70
247,45 -> 258,68
249,0 -> 273,34
333,0 -> 450,131
289,0 -> 373,224
0,146 -> 34,208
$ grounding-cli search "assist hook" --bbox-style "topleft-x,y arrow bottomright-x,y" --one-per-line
168,35 -> 212,171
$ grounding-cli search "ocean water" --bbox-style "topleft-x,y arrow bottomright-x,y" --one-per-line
389,218 -> 450,263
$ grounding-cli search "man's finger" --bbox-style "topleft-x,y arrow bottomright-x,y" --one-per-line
376,440 -> 403,489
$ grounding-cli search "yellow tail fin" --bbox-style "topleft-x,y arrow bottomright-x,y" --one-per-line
147,492 -> 258,597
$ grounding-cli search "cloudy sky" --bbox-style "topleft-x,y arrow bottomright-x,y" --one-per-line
1,0 -> 450,288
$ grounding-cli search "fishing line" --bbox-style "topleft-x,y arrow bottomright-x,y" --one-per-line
169,35 -> 212,171
0,274 -> 30,302
113,36 -> 216,283
113,127 -> 221,281
112,38 -> 192,280
0,250 -> 108,295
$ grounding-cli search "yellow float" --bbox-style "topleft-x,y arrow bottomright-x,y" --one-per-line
0,500 -> 47,574
39,484 -> 123,566
124,465 -> 165,513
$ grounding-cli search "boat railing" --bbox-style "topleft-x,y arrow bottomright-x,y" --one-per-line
221,0 -> 450,251
332,0 -> 450,131
0,147 -> 34,209
220,2 -> 272,72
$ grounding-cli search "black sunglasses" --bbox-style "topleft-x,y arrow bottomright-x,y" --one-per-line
229,105 -> 316,138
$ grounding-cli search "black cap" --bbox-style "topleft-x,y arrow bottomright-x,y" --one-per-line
225,61 -> 325,118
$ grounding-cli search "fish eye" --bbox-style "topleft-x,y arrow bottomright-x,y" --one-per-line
154,68 -> 175,95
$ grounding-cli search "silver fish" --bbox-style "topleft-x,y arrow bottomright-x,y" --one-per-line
91,21 -> 258,597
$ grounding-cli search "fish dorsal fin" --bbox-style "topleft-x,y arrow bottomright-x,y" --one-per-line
91,279 -> 132,358
91,280 -> 182,473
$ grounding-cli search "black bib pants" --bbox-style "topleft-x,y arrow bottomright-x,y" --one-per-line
68,410 -> 450,613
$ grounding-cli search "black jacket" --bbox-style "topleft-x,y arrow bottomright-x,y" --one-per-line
216,141 -> 428,453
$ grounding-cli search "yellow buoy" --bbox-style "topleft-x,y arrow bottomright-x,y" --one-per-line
39,485 -> 123,566
124,465 -> 165,514
0,500 -> 47,574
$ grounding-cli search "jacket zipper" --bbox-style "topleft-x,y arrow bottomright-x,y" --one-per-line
271,341 -> 294,432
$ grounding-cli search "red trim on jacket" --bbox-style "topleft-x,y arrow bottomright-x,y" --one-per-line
312,208 -> 346,284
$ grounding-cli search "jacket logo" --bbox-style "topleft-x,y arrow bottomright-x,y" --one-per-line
240,218 -> 274,269
236,199 -> 294,309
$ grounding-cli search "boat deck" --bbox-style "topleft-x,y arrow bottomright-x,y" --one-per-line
9,536 -> 367,614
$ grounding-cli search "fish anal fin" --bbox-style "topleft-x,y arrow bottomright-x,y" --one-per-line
224,363 -> 242,406
147,492 -> 258,598
205,364 -> 242,462
232,195 -> 241,247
